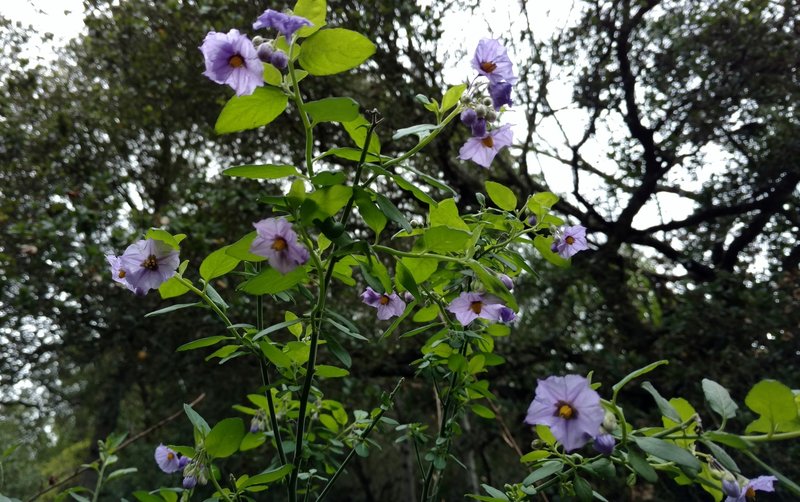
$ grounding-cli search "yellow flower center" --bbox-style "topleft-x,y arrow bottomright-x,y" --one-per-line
379,295 -> 390,305
118,270 -> 126,279
480,61 -> 497,73
229,54 -> 245,68
141,254 -> 158,271
481,136 -> 494,148
167,452 -> 175,460
272,237 -> 287,251
565,236 -> 575,245
557,403 -> 574,419
470,301 -> 483,314
745,487 -> 756,499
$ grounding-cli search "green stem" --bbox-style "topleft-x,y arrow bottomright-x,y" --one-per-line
90,461 -> 107,502
371,245 -> 466,265
742,450 -> 800,496
383,105 -> 462,169
315,378 -> 404,501
287,39 -> 315,178
177,277 -> 234,329
601,399 -> 628,446
740,429 -> 800,442
650,415 -> 696,439
256,287 -> 288,468
210,472 -> 235,502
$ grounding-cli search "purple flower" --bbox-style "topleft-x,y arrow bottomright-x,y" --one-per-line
472,39 -> 517,84
250,217 -> 310,274
154,444 -> 182,473
722,476 -> 777,502
256,43 -> 274,63
253,9 -> 313,39
470,117 -> 487,138
593,433 -> 615,455
178,456 -> 190,469
183,476 -> 198,489
498,273 -> 514,291
498,306 -> 517,323
116,239 -> 180,296
447,292 -> 506,325
106,254 -> 135,293
489,81 -> 513,110
460,108 -> 478,126
552,225 -> 589,259
361,287 -> 406,320
524,375 -> 604,452
200,29 -> 264,97
270,49 -> 289,69
527,215 -> 538,226
458,124 -> 513,169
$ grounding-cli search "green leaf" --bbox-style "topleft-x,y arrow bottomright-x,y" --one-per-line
745,379 -> 798,433
700,439 -> 739,473
132,492 -> 163,502
305,97 -> 360,124
633,436 -> 701,475
303,185 -> 353,220
315,364 -> 349,378
485,181 -> 517,211
519,450 -> 550,463
259,339 -> 293,368
395,260 -> 420,298
342,114 -> 380,153
239,266 -> 307,295
299,28 -> 375,76
239,432 -> 266,452
429,198 -> 469,231
200,246 -> 240,281
319,147 -> 383,163
441,83 -> 467,113
573,475 -> 594,502
470,404 -> 496,420
355,191 -> 387,237
401,257 -> 438,283
106,467 -> 138,482
376,194 -> 411,232
293,0 -> 325,37
612,360 -> 669,396
522,460 -> 562,486
392,174 -> 437,206
145,228 -> 185,250
158,277 -> 190,299
263,63 -> 283,86
222,164 -> 299,179
177,335 -> 232,352
423,226 -> 471,253
392,123 -> 438,141
627,449 -> 658,483
703,431 -> 752,450
184,404 -> 211,435
227,232 -> 266,262
702,378 -> 738,421
145,302 -> 200,317
240,464 -> 294,487
205,417 -> 245,459
533,235 -> 570,268
480,485 -> 509,501
311,171 -> 346,186
215,87 -> 289,134
526,192 -> 559,218
641,381 -> 681,423
252,318 -> 303,342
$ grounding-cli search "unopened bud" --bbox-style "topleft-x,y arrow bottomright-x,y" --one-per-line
403,291 -> 414,302
499,274 -> 514,290
460,108 -> 477,126
257,43 -> 274,63
602,411 -> 617,432
252,35 -> 265,47
482,97 -> 493,107
460,94 -> 471,104
270,50 -> 289,69
485,110 -> 498,123
593,433 -> 615,455
475,105 -> 487,118
527,215 -> 538,226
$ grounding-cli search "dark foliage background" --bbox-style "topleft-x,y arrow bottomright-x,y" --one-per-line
1,0 -> 798,500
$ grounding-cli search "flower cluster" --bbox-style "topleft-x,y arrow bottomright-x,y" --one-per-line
250,217 -> 310,274
106,238 -> 179,296
458,39 -> 516,169
199,7 -> 312,95
155,444 -> 207,489
524,375 -> 604,452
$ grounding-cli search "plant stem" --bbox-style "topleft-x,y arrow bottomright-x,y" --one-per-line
287,39 -> 315,178
210,472 -> 235,502
383,105 -> 462,169
256,286 -> 288,467
90,461 -> 107,502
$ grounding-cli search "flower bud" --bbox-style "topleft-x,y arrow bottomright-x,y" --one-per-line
482,97 -> 493,107
460,108 -> 477,126
593,433 -> 615,455
252,35 -> 265,47
527,215 -> 538,226
183,476 -> 198,489
475,105 -> 487,118
485,110 -> 498,123
499,273 -> 514,290
257,43 -> 274,63
270,49 -> 289,69
403,291 -> 414,303
460,94 -> 471,104
602,411 -> 617,432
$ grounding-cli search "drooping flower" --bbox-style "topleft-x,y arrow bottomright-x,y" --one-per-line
489,81 -> 513,110
524,375 -> 604,452
472,39 -> 517,84
593,433 -> 616,455
498,306 -> 517,323
200,29 -> 264,96
722,476 -> 777,502
154,444 -> 182,474
470,117 -> 487,138
458,124 -> 513,169
253,9 -> 313,39
447,292 -> 508,325
460,108 -> 478,126
269,49 -> 289,69
552,225 -> 589,259
116,239 -> 180,296
361,287 -> 406,320
106,254 -> 135,293
250,217 -> 310,274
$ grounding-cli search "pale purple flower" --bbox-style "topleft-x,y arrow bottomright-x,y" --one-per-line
498,306 -> 517,323
154,444 -> 182,473
447,292 -> 506,325
458,124 -> 513,169
253,9 -> 313,39
722,476 -> 777,502
527,215 -> 538,226
106,254 -> 135,293
200,29 -> 264,96
250,217 -> 309,274
178,456 -> 190,469
472,39 -> 517,84
553,225 -> 589,259
361,287 -> 406,320
524,375 -> 604,452
593,433 -> 615,455
256,43 -> 274,63
117,239 -> 179,296
470,117 -> 487,138
489,81 -> 513,109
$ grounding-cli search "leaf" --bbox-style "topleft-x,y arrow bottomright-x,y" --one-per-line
702,378 -> 738,420
319,147 -> 383,163
612,360 -> 669,396
704,431 -> 752,450
184,404 -> 211,435
526,192 -> 559,217
533,235 -> 570,268
641,381 -> 681,423
429,198 -> 469,231
158,277 -> 190,299
239,266 -> 307,295
633,436 -> 702,475
145,228 -> 185,250
355,191 -> 387,237
239,432 -> 266,452
423,226 -> 471,253
441,83 -> 467,112
700,439 -> 739,473
200,246 -> 240,281
305,97 -> 360,124
145,302 -> 200,317
485,181 -> 517,211
376,194 -> 411,231
522,460 -> 562,486
299,28 -> 376,76
259,339 -> 293,368
342,114 -> 381,153
519,450 -> 550,463
205,418 -> 245,459
392,123 -> 438,141
215,87 -> 289,134
627,449 -> 658,483
132,492 -> 163,502
745,379 -> 798,433
470,404 -> 496,420
106,467 -> 138,482
252,318 -> 303,342
315,364 -> 350,378
293,0 -> 326,37
480,485 -> 509,501
573,475 -> 594,502
177,336 -> 232,352
240,464 -> 294,487
227,232 -> 267,262
222,164 -> 299,179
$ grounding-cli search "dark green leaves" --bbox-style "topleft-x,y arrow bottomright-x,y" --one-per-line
632,437 -> 701,475
222,164 -> 299,179
298,29 -> 376,76
239,266 -> 307,295
701,378 -> 738,421
215,87 -> 289,134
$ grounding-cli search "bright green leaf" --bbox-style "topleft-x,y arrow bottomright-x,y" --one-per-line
200,247 -> 240,281
215,87 -> 289,134
293,0 -> 326,37
239,266 -> 307,295
485,181 -> 517,211
441,83 -> 467,112
298,28 -> 375,76
306,97 -> 360,124
205,418 -> 245,459
315,365 -> 349,378
222,164 -> 299,179
159,277 -> 190,299
177,336 -> 232,352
